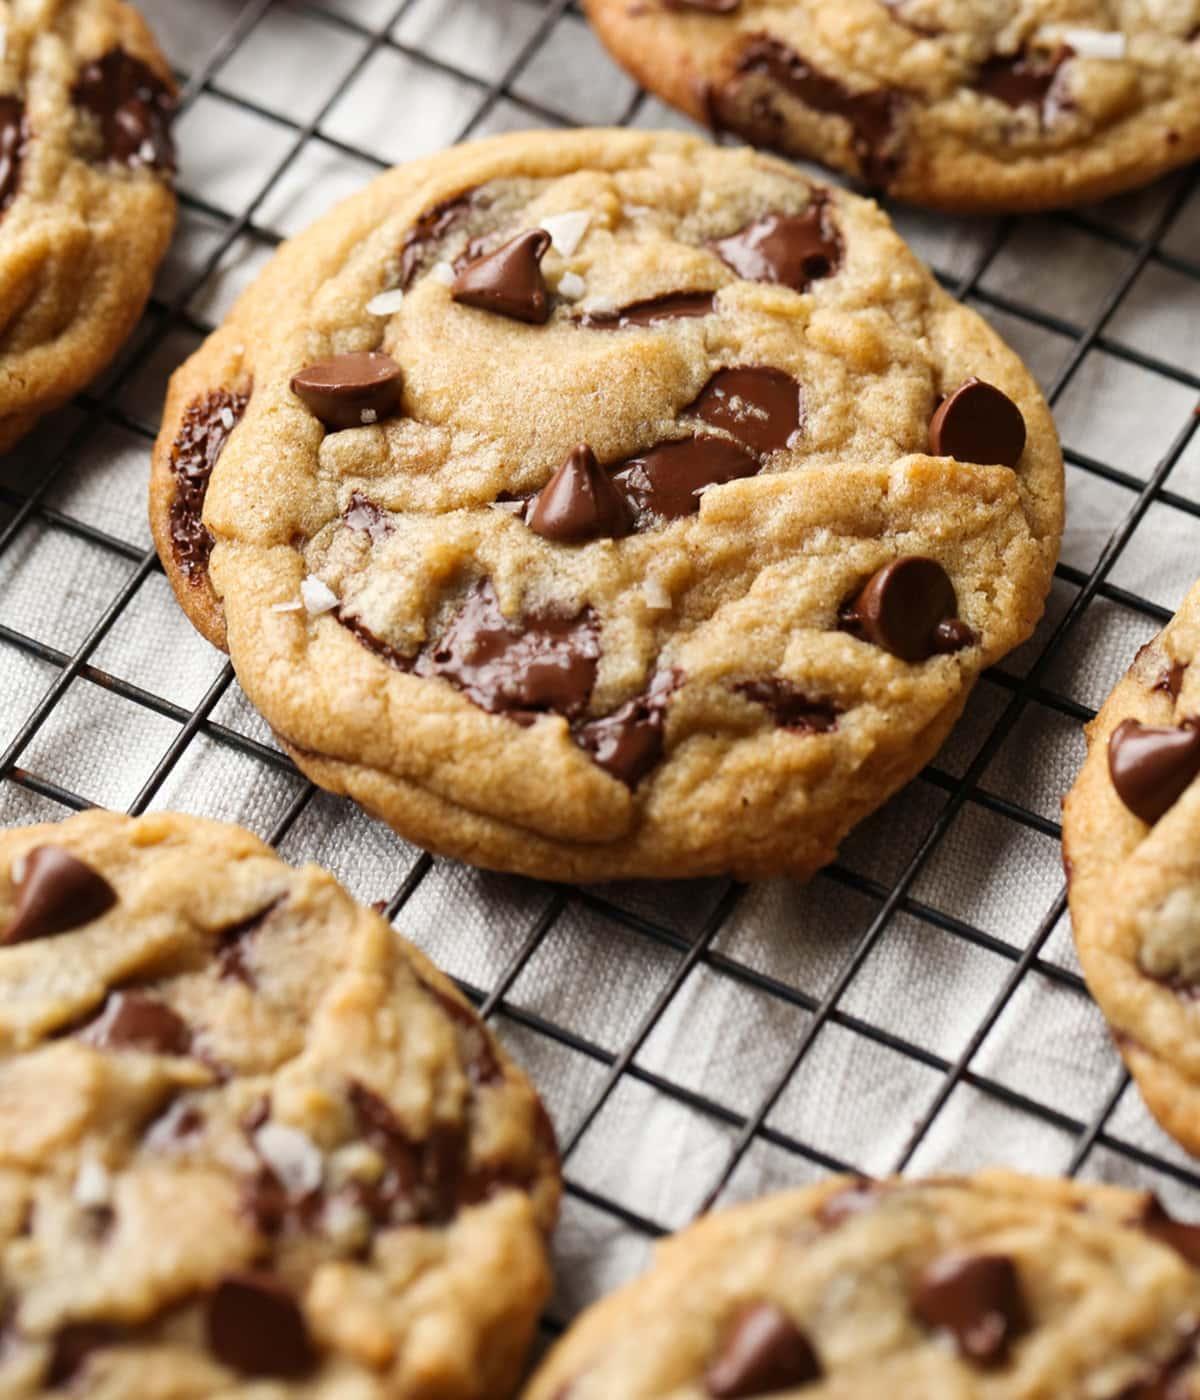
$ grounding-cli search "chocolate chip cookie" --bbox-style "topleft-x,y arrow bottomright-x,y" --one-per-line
0,0 -> 177,454
524,1171 -> 1200,1398
1063,579 -> 1200,1160
149,128 -> 1063,883
0,811 -> 560,1397
583,0 -> 1200,212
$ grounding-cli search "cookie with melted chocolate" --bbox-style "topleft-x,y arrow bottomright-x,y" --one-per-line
0,810 -> 560,1398
149,128 -> 1062,883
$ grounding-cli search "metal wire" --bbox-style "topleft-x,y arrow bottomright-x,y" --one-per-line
2,0 -> 1200,1335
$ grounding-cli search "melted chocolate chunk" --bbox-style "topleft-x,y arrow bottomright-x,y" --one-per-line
841,558 -> 971,663
335,611 -> 412,671
575,291 -> 717,329
46,1322 -> 122,1387
573,671 -> 679,787
143,1098 -> 204,1146
913,1253 -> 1027,1367
168,388 -> 250,582
688,366 -> 803,455
1108,718 -> 1200,825
399,191 -> 475,288
976,45 -> 1073,118
1139,1195 -> 1200,1267
79,992 -> 190,1055
414,579 -> 599,722
737,679 -> 839,733
420,980 -> 503,1086
72,50 -> 176,172
451,229 -> 552,324
206,1273 -> 316,1380
216,899 -> 283,986
929,378 -> 1027,469
526,444 -> 631,543
348,1082 -> 469,1226
291,353 -> 402,431
344,491 -> 393,543
711,201 -> 842,292
0,97 -> 27,215
613,436 -> 760,522
734,37 -> 902,186
705,1303 -> 822,1398
2,847 -> 117,947
1155,661 -> 1188,700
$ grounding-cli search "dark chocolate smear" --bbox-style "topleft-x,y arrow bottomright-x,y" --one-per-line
72,49 -> 176,172
2,847 -> 117,947
705,1303 -> 822,1397
734,36 -> 902,186
711,200 -> 842,292
737,678 -> 839,733
399,191 -> 474,289
344,491 -> 393,544
613,435 -> 760,523
79,992 -> 190,1055
912,1253 -> 1028,1367
687,366 -> 803,455
413,579 -> 599,722
451,229 -> 552,324
348,1082 -> 470,1226
840,557 -> 972,663
291,352 -> 402,431
929,378 -> 1027,469
976,45 -> 1073,119
206,1273 -> 316,1379
1108,718 -> 1200,825
575,291 -> 717,329
573,670 -> 679,787
0,97 -> 27,215
168,388 -> 250,582
526,444 -> 631,543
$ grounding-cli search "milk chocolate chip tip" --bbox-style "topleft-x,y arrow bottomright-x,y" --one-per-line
150,128 -> 1062,884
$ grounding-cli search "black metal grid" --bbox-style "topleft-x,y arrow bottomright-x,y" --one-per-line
2,0 -> 1200,1337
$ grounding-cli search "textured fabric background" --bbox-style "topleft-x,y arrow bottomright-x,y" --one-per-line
1,0 -> 1199,1333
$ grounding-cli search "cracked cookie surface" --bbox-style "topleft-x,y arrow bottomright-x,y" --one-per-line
0,811 -> 560,1398
149,128 -> 1062,884
1064,578 -> 1200,1161
0,0 -> 176,453
583,0 -> 1200,212
524,1171 -> 1200,1399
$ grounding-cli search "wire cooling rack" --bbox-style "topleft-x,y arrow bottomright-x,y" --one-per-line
2,0 -> 1200,1344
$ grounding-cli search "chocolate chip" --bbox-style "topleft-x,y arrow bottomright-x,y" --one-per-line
206,1273 -> 316,1379
399,191 -> 475,289
737,679 -> 839,733
72,50 -> 176,172
79,992 -> 190,1055
348,1082 -> 466,1226
733,38 -> 902,187
1139,1195 -> 1200,1267
1108,718 -> 1200,825
705,1303 -> 822,1398
414,579 -> 599,722
912,1253 -> 1027,1367
613,436 -> 760,522
0,98 -> 27,214
841,558 -> 967,663
573,671 -> 679,786
451,229 -> 551,324
2,847 -> 117,947
46,1323 -> 122,1387
168,388 -> 250,581
575,291 -> 717,329
976,45 -> 1073,116
712,201 -> 842,292
933,618 -> 977,653
928,378 -> 1027,469
526,444 -> 631,543
344,491 -> 393,544
291,353 -> 402,431
215,899 -> 283,986
688,367 -> 803,455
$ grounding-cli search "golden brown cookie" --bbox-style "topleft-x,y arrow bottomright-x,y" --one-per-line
1064,578 -> 1200,1161
0,810 -> 560,1398
525,1172 -> 1200,1398
583,0 -> 1200,213
149,128 -> 1063,884
0,0 -> 177,453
